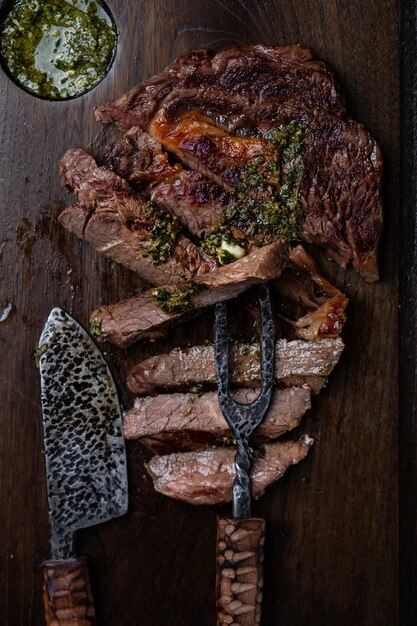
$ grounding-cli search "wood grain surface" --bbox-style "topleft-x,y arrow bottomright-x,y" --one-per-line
0,1 -> 405,625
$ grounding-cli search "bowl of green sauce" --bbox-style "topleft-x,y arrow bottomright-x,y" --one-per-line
0,0 -> 117,100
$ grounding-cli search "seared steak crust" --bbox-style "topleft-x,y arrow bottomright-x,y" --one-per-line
152,170 -> 229,238
59,148 -> 217,285
104,126 -> 181,189
145,436 -> 313,505
127,337 -> 344,395
91,242 -> 288,347
96,45 -> 346,131
96,44 -> 383,280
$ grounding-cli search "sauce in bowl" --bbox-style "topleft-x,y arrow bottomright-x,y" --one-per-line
0,0 -> 117,99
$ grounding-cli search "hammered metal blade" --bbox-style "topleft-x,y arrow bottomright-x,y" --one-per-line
38,308 -> 128,559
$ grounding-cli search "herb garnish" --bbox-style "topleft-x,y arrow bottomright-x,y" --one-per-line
201,120 -> 309,263
250,443 -> 266,459
145,202 -> 181,266
189,384 -> 204,395
152,282 -> 207,314
90,318 -> 102,337
201,225 -> 247,265
214,437 -> 266,460
31,343 -> 49,367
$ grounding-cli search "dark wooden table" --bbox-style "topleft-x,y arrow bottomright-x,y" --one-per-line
0,1 -> 414,624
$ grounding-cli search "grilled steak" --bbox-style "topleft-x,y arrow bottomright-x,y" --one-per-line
59,148 -> 216,285
104,126 -> 181,189
274,244 -> 343,308
96,45 -> 383,280
104,129 -> 272,255
123,387 -> 311,452
152,170 -> 229,238
149,110 -> 276,190
104,130 -> 229,238
96,45 -> 346,131
90,242 -> 288,347
127,337 -> 344,395
145,435 -> 313,505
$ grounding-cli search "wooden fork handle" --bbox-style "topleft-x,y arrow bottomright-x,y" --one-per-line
216,516 -> 265,626
42,556 -> 96,625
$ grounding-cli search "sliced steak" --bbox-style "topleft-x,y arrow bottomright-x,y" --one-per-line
152,170 -> 229,238
123,387 -> 311,451
104,130 -> 267,249
145,436 -> 313,505
127,337 -> 344,395
59,148 -> 217,285
103,129 -> 229,238
90,241 -> 288,347
274,244 -> 342,309
291,293 -> 348,341
104,126 -> 181,190
96,44 -> 382,280
273,245 -> 348,339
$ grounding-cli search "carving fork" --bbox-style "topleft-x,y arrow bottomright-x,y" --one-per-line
214,283 -> 275,626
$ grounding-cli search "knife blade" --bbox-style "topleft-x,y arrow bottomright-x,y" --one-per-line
37,307 -> 128,625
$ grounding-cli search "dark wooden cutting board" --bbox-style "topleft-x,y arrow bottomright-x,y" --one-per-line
1,1 -> 414,624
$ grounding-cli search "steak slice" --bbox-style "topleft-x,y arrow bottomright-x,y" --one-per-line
127,337 -> 344,395
104,126 -> 181,190
90,241 -> 288,347
96,44 -> 382,280
152,170 -> 229,238
59,148 -> 217,285
274,244 -> 342,308
103,129 -> 228,238
145,436 -> 313,505
123,387 -> 311,451
273,245 -> 348,340
103,129 -> 266,248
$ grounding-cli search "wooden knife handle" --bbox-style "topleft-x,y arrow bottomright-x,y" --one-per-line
42,556 -> 96,626
216,517 -> 265,626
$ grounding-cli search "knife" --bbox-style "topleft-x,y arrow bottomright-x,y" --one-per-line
214,284 -> 274,626
37,308 -> 128,625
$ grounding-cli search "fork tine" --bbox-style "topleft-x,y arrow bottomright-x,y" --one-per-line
214,283 -> 275,518
214,283 -> 275,437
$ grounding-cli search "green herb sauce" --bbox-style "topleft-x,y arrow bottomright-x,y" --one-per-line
31,343 -> 49,367
152,282 -> 207,314
201,120 -> 309,264
201,224 -> 247,265
214,437 -> 265,460
215,436 -> 236,447
0,0 -> 116,99
144,202 -> 182,266
189,384 -> 204,395
90,317 -> 102,337
250,443 -> 266,460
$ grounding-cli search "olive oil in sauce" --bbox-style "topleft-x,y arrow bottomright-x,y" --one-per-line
0,0 -> 116,99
